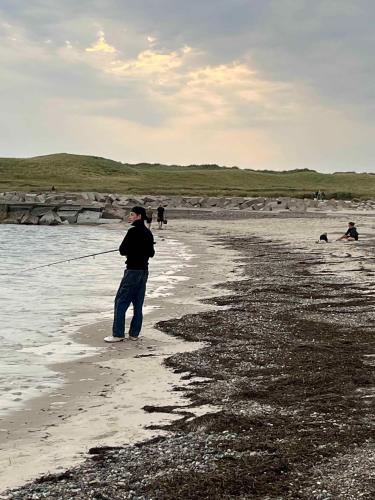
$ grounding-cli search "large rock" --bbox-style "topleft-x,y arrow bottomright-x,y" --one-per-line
5,194 -> 22,202
20,213 -> 39,225
78,192 -> 101,204
94,192 -> 106,202
113,196 -> 142,208
215,197 -> 229,208
260,204 -> 272,211
241,198 -> 266,210
287,200 -> 307,212
240,199 -> 257,209
107,194 -> 120,203
143,196 -> 157,204
2,217 -> 20,224
64,194 -> 88,204
3,207 -> 28,223
78,192 -> 90,201
35,193 -> 46,203
86,192 -> 97,202
179,198 -> 193,208
0,204 -> 8,221
226,197 -> 245,208
252,202 -> 266,211
77,210 -> 102,224
168,196 -> 182,208
201,197 -> 219,208
273,199 -> 290,210
113,199 -> 132,208
57,209 -> 80,224
263,200 -> 280,211
24,193 -> 39,203
31,206 -> 58,217
185,196 -> 202,207
43,194 -> 68,203
39,211 -> 62,225
6,207 -> 29,222
102,206 -> 125,219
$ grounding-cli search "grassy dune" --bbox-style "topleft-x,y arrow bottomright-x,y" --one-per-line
0,153 -> 374,198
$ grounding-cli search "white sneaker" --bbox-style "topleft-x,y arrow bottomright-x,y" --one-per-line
104,336 -> 124,343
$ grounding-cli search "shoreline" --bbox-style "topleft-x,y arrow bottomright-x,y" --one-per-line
2,212 -> 375,498
0,227 -> 242,492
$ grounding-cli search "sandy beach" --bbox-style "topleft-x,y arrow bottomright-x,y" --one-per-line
1,209 -> 375,498
0,226 -> 241,492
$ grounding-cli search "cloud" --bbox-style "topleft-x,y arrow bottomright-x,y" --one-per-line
142,60 -> 298,131
85,30 -> 116,53
185,62 -> 292,111
109,47 -> 186,77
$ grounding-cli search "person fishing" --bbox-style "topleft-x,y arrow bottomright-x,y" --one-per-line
104,206 -> 155,343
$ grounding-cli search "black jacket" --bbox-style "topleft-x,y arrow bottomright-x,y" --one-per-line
345,227 -> 359,240
119,220 -> 155,269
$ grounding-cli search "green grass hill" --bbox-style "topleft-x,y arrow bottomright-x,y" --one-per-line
0,153 -> 374,199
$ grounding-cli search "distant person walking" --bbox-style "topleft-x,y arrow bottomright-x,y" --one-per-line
104,206 -> 155,343
337,222 -> 359,241
157,205 -> 165,230
145,206 -> 153,229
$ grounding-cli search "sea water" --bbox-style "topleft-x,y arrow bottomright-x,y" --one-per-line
0,224 -> 193,416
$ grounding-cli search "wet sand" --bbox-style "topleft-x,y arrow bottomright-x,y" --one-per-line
2,211 -> 375,498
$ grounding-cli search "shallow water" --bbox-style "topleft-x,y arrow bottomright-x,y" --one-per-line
0,224 -> 193,415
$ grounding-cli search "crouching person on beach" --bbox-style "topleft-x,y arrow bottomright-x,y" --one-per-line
104,206 -> 155,343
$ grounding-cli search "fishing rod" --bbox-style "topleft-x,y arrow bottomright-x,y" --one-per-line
22,249 -> 118,272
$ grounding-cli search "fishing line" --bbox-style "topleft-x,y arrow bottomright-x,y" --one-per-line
20,248 -> 118,273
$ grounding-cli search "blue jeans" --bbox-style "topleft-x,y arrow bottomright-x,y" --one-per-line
112,269 -> 148,338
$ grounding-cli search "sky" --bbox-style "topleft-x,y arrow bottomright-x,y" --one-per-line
1,0 -> 375,172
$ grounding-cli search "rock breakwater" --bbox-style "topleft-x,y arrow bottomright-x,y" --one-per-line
1,191 -> 374,225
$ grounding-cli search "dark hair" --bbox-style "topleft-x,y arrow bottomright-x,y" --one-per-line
131,206 -> 146,220
349,222 -> 355,226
